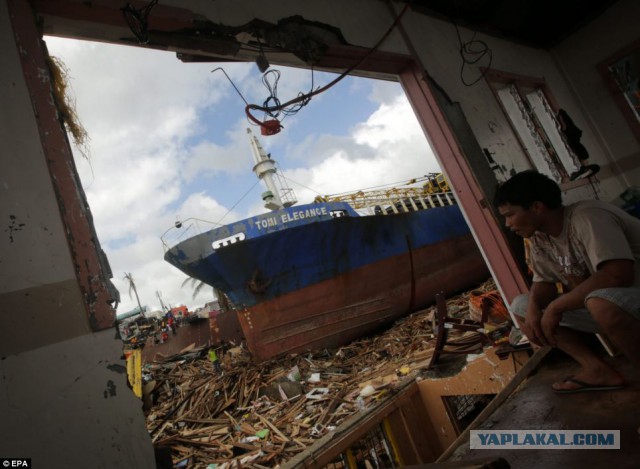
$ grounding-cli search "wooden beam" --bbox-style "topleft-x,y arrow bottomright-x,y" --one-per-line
399,65 -> 530,305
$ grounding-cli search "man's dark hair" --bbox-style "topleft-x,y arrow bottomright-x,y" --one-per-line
493,170 -> 562,209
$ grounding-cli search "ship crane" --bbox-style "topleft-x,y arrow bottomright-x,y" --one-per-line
247,128 -> 297,211
315,173 -> 455,215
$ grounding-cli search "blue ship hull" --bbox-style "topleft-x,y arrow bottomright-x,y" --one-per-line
165,201 -> 489,360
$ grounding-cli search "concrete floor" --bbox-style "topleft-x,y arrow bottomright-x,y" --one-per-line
446,348 -> 640,469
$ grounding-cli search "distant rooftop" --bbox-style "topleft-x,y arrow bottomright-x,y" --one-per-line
116,305 -> 148,320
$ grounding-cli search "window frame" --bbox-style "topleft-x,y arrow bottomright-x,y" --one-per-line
484,69 -> 581,183
597,39 -> 640,142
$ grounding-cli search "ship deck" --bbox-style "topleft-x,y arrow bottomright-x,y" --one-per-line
439,347 -> 640,468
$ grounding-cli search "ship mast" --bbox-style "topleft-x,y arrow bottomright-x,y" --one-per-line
246,128 -> 297,211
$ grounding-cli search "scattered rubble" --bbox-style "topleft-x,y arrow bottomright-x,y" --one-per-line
144,279 -> 504,468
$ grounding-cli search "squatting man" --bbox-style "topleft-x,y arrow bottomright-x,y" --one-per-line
494,170 -> 640,393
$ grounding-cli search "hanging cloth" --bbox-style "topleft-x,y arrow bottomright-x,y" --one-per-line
558,108 -> 589,162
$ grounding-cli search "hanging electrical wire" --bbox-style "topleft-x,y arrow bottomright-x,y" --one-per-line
454,22 -> 493,87
243,3 -> 410,135
211,64 -> 315,130
209,4 -> 408,135
261,70 -> 284,118
260,69 -> 314,121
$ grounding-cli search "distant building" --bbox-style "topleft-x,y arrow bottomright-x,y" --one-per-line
169,305 -> 188,317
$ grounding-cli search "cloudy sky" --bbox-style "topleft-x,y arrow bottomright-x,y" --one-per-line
44,37 -> 440,316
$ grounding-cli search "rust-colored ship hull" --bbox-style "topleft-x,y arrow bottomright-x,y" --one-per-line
237,234 -> 487,361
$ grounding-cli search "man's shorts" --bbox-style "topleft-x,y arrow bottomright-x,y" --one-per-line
509,287 -> 640,334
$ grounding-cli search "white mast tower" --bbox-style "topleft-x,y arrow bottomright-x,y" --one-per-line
247,128 -> 297,211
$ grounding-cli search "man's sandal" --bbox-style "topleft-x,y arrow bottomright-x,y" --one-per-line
552,377 -> 625,394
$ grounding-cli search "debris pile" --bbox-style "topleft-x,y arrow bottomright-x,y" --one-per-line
145,279 -> 501,468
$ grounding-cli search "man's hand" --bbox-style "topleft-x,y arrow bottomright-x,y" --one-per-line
522,308 -> 545,346
524,282 -> 560,346
540,300 -> 563,347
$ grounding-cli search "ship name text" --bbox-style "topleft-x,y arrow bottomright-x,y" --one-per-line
255,207 -> 328,230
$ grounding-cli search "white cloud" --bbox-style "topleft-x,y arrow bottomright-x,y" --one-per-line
280,94 -> 438,201
180,120 -> 260,182
353,94 -> 423,148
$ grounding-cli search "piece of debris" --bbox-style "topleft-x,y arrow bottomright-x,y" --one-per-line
144,278 -> 505,467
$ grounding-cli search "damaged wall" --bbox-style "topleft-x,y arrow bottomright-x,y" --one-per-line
0,0 -> 91,355
2,0 -> 120,357
393,3 -> 635,202
0,1 -> 155,467
553,0 -> 640,191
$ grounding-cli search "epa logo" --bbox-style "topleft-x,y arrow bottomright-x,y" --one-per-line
1,460 -> 31,468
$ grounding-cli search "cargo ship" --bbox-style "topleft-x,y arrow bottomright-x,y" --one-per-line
164,129 -> 488,361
